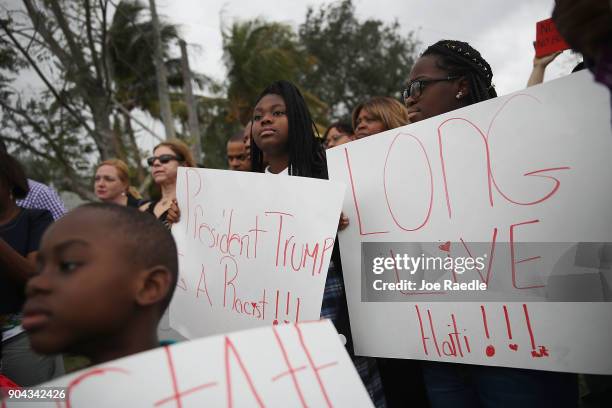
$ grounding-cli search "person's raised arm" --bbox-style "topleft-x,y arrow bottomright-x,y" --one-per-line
527,50 -> 562,87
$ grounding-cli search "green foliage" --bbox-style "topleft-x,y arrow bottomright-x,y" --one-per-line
0,91 -> 97,198
0,29 -> 26,87
1,0 -> 420,199
108,0 -> 180,113
222,19 -> 312,125
299,0 -> 418,121
198,96 -> 241,169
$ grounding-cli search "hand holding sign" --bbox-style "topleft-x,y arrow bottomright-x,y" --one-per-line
535,18 -> 569,58
170,168 -> 345,339
327,71 -> 612,374
167,199 -> 180,224
526,45 -> 562,87
533,50 -> 562,69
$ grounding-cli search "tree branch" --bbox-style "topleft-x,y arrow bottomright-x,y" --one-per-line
0,99 -> 82,172
11,29 -> 48,49
0,18 -> 98,140
99,0 -> 112,101
112,98 -> 164,142
61,175 -> 96,201
0,134 -> 54,161
84,0 -> 103,86
46,0 -> 87,69
0,111 -> 93,202
21,0 -> 70,63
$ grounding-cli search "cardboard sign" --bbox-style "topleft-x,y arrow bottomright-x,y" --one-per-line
535,18 -> 569,57
326,71 -> 612,374
3,321 -> 374,407
170,168 -> 345,339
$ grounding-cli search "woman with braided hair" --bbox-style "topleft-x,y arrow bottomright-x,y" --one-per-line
402,40 -> 578,408
403,39 -> 496,123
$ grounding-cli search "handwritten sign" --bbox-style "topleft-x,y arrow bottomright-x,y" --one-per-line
170,168 -> 345,339
326,71 -> 612,374
3,321 -> 374,407
535,18 -> 569,57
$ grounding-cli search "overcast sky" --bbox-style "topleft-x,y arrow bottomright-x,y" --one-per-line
5,0 -> 582,153
157,0 -> 580,96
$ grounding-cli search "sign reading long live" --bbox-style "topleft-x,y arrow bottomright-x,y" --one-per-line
326,71 -> 612,374
3,321 -> 374,407
170,168 -> 345,339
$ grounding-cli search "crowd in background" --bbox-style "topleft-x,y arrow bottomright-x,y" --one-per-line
1,1 -> 611,406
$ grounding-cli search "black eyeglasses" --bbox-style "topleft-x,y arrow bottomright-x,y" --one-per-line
402,76 -> 460,102
146,154 -> 182,167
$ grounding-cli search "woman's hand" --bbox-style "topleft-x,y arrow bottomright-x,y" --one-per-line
527,50 -> 562,87
166,199 -> 181,224
338,212 -> 349,231
533,50 -> 562,69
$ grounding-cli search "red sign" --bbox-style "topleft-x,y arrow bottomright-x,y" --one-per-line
535,18 -> 569,57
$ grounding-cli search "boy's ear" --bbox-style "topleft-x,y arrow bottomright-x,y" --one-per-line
134,266 -> 172,308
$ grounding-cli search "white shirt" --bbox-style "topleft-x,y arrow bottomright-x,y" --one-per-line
264,165 -> 289,175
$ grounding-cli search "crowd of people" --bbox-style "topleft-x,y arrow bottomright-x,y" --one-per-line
1,1 -> 611,405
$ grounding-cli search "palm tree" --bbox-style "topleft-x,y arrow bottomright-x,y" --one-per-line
107,1 -> 178,113
107,0 -> 213,178
222,19 -> 326,126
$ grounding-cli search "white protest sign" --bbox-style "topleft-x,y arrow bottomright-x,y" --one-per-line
170,168 -> 345,339
3,321 -> 373,407
326,71 -> 612,374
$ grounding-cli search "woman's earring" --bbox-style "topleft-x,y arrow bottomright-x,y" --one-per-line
456,91 -> 463,99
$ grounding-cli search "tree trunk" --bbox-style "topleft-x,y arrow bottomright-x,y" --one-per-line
149,0 -> 176,140
90,94 -> 118,160
112,113 -> 129,163
179,39 -> 202,165
122,111 -> 146,184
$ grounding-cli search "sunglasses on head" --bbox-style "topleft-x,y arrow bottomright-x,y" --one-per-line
146,154 -> 182,167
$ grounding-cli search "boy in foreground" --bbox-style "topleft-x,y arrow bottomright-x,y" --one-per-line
22,203 -> 178,365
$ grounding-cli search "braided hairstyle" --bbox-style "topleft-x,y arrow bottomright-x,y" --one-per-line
422,40 -> 497,105
251,80 -> 328,179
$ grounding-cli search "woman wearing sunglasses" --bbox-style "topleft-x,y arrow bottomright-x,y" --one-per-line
139,139 -> 195,227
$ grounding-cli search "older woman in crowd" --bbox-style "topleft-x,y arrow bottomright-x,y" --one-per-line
352,96 -> 411,139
